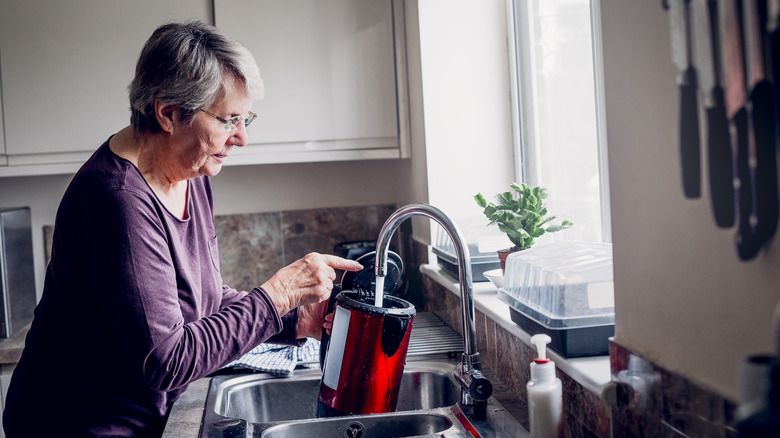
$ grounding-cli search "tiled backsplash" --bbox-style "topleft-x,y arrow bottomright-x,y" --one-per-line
214,204 -> 396,291
610,341 -> 739,438
44,204 -> 397,293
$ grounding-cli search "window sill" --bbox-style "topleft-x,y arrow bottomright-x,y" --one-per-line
420,263 -> 616,402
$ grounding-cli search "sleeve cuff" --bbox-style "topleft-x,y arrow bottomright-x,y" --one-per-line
253,287 -> 305,346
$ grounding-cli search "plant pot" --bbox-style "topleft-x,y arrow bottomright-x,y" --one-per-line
497,248 -> 518,274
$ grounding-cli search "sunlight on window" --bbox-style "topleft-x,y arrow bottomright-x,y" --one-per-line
513,0 -> 607,243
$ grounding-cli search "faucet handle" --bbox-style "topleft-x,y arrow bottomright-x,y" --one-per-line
456,366 -> 493,402
467,369 -> 493,402
455,354 -> 494,407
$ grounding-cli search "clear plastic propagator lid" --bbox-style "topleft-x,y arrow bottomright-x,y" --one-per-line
501,241 -> 614,322
431,216 -> 503,264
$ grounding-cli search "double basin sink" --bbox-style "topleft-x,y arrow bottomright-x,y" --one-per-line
200,359 -> 527,437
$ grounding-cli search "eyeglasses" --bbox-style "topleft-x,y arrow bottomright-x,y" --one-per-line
199,109 -> 257,132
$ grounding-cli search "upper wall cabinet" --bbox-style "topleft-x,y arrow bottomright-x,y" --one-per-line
214,0 -> 411,165
0,0 -> 410,177
0,0 -> 212,177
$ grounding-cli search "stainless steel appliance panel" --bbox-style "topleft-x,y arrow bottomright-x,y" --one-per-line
0,207 -> 36,337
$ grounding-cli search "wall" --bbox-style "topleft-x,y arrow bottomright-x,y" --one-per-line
0,157 -> 413,299
413,0 -> 516,243
600,0 -> 780,401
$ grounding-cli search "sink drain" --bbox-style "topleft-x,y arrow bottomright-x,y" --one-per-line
344,421 -> 365,438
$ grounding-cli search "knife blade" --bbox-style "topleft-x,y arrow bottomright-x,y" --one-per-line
668,0 -> 702,199
744,0 -> 780,248
694,0 -> 735,227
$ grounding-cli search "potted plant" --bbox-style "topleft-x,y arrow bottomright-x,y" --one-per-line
475,183 -> 573,272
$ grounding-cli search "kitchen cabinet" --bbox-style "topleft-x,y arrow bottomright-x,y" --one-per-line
0,0 -> 410,177
213,0 -> 411,164
0,0 -> 211,177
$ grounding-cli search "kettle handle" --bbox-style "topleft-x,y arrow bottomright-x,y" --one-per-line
319,285 -> 341,369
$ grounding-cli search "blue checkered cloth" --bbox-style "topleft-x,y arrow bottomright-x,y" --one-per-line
225,338 -> 321,375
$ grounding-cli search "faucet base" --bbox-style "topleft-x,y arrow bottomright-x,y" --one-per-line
459,402 -> 488,421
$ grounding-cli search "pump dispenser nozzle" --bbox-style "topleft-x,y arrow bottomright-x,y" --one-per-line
527,334 -> 562,437
531,334 -> 552,364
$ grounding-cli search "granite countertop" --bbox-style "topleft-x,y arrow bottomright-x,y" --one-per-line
161,377 -> 210,438
0,325 -> 29,365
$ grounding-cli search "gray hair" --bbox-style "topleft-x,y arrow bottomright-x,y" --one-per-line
129,20 -> 263,133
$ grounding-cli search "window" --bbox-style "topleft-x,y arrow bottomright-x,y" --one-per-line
509,0 -> 610,243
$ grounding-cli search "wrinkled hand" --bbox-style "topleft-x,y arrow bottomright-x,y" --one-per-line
296,302 -> 330,340
261,253 -> 362,334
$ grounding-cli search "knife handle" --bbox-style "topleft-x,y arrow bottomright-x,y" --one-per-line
707,86 -> 735,227
733,108 -> 761,261
749,80 -> 780,245
773,28 -> 780,119
680,66 -> 702,198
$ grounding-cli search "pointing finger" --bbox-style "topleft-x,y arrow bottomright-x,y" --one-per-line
321,254 -> 364,272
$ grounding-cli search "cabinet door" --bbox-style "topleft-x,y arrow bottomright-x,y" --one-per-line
0,0 -> 211,174
215,0 -> 409,164
0,73 -> 5,167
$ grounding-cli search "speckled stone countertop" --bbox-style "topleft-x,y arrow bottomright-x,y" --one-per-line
0,325 -> 29,365
161,378 -> 210,438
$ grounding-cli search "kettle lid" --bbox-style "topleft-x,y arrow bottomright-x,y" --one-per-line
340,250 -> 403,295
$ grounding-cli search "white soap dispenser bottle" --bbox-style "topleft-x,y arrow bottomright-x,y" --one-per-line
527,334 -> 562,438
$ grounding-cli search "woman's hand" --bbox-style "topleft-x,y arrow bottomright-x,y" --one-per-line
261,252 -> 362,318
323,312 -> 334,336
296,302 -> 331,340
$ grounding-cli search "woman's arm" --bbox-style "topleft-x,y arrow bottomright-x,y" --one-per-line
84,190 -> 282,392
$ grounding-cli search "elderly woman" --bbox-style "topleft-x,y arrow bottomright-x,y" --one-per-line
3,21 -> 361,438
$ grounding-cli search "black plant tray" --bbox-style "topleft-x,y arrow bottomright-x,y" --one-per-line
498,290 -> 614,358
432,244 -> 499,282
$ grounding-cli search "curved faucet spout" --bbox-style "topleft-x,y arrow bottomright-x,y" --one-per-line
375,204 -> 476,354
375,203 -> 492,419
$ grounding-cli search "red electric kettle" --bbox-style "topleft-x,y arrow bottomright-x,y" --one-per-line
317,251 -> 415,417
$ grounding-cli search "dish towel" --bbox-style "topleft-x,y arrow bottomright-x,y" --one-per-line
225,338 -> 321,375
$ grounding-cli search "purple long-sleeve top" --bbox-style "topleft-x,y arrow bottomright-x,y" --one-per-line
3,140 -> 300,437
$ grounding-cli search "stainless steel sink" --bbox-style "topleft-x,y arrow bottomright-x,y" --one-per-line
212,361 -> 460,423
201,359 -> 528,437
260,412 -> 453,437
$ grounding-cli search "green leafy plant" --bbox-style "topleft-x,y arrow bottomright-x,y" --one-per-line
474,183 -> 573,251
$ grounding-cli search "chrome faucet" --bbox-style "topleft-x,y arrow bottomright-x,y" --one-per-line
375,203 -> 493,420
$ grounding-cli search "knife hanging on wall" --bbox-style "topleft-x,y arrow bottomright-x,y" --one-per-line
719,0 -> 761,260
771,0 -> 780,119
668,0 -> 702,199
694,0 -> 735,227
744,0 -> 780,249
